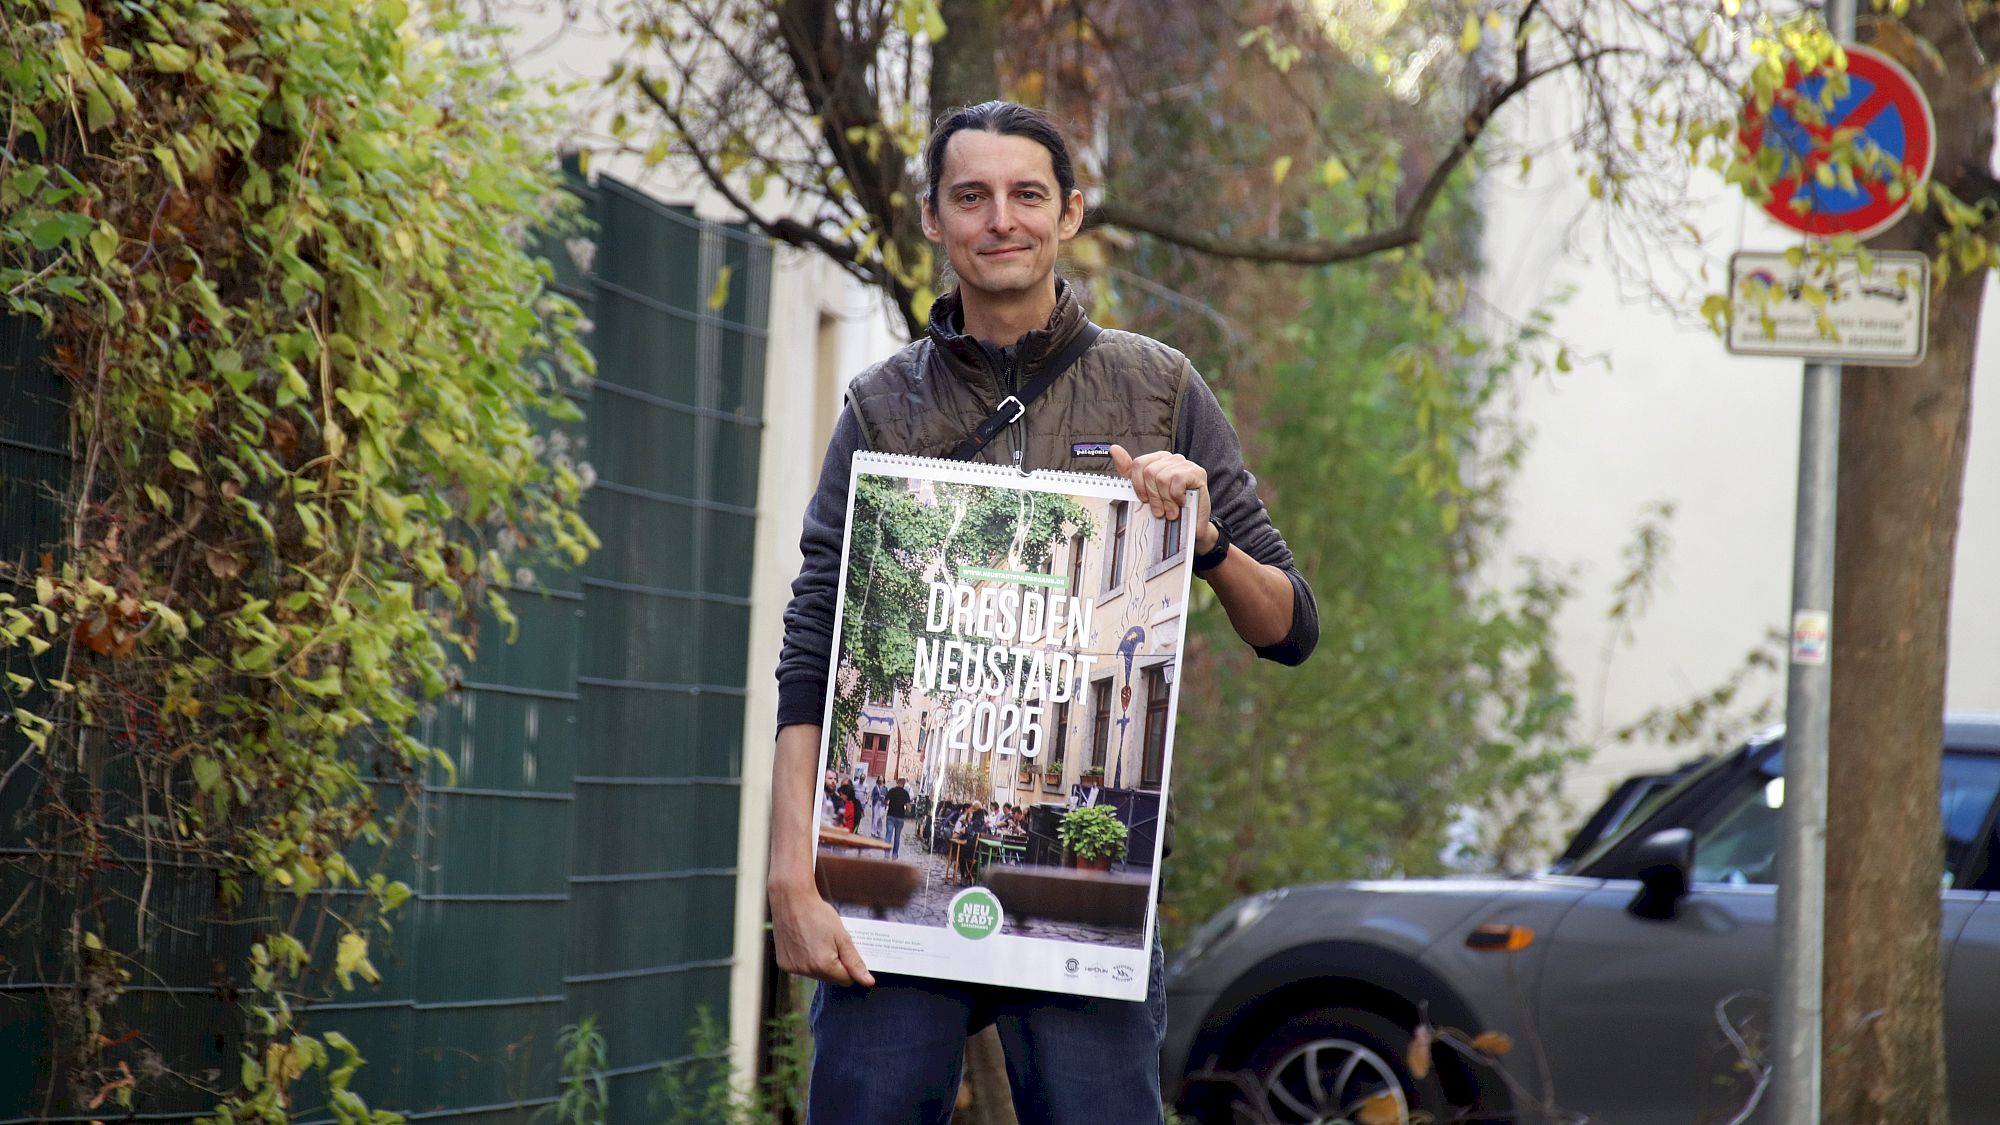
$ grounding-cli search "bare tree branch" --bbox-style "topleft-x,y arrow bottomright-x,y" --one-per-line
633,74 -> 885,289
1089,34 -> 1638,266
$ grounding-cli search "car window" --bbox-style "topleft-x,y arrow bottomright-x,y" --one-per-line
1566,750 -> 1742,875
1689,748 -> 2000,887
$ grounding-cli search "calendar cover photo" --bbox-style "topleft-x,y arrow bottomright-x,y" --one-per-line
812,452 -> 1194,1000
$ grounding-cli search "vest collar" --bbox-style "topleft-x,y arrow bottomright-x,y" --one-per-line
927,279 -> 1090,397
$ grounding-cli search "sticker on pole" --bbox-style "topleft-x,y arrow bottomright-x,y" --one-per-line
1727,249 -> 1929,365
1739,44 -> 1935,240
1791,610 -> 1831,666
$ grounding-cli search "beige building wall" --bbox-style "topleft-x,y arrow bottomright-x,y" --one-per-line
1482,79 -> 2000,840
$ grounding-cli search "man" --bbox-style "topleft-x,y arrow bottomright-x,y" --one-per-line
885,776 -> 913,859
771,101 -> 1317,1124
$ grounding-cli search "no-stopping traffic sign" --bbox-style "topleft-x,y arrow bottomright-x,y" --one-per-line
1740,44 -> 1935,240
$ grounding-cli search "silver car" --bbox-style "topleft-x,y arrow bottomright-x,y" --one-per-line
1164,714 -> 2000,1124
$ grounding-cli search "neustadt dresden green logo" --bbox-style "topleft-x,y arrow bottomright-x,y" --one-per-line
948,888 -> 1003,940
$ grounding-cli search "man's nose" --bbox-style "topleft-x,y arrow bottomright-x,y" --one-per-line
988,197 -> 1018,234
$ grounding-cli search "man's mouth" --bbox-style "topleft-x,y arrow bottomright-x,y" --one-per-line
981,245 -> 1030,258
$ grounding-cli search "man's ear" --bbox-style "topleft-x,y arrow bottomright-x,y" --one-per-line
1059,188 -> 1086,239
920,197 -> 942,243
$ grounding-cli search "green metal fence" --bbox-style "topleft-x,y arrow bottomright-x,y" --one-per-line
0,167 -> 772,1121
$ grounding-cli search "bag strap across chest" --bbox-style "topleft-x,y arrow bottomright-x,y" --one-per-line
947,323 -> 1103,462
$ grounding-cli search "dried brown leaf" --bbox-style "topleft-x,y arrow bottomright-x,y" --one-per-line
1469,1030 -> 1514,1056
1408,1021 -> 1434,1080
205,548 -> 242,580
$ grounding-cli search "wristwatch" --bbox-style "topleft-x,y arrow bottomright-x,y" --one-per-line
1192,516 -> 1232,576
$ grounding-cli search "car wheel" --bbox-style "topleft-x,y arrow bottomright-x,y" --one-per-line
1232,1006 -> 1449,1125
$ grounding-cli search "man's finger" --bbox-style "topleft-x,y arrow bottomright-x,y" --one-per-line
1108,443 -> 1135,478
835,934 -> 875,988
816,953 -> 853,987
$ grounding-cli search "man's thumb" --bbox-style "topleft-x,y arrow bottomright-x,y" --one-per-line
1108,443 -> 1134,476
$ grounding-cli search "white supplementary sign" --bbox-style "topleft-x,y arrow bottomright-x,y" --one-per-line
1727,250 -> 1930,365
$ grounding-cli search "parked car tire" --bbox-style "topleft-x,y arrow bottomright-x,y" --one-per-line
1229,1006 -> 1449,1125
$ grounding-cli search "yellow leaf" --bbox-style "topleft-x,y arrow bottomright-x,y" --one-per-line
1271,155 -> 1293,187
1356,1091 -> 1404,1125
707,264 -> 734,311
1459,13 -> 1482,54
335,931 -> 380,990
1470,1030 -> 1514,1056
1321,156 -> 1350,186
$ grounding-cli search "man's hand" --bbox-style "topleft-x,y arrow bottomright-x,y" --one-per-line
770,877 -> 875,988
1109,444 -> 1294,647
769,723 -> 876,987
1109,445 -> 1215,551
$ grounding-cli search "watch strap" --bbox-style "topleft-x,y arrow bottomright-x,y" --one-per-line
1192,517 -> 1231,575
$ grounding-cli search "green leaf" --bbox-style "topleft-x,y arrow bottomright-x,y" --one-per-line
28,212 -> 90,250
144,42 -> 193,73
167,449 -> 198,473
192,755 -> 222,794
293,668 -> 343,697
84,87 -> 113,132
88,222 -> 119,266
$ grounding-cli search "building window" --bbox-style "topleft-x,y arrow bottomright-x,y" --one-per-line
1067,532 -> 1086,595
1104,501 -> 1129,591
1090,680 -> 1112,772
1141,667 -> 1169,789
1161,514 -> 1184,560
1049,701 -> 1070,768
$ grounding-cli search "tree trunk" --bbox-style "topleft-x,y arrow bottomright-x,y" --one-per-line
933,0 -> 1003,114
955,1025 -> 1019,1125
1822,7 -> 1993,1121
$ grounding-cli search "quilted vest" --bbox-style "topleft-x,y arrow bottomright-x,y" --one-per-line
845,283 -> 1190,468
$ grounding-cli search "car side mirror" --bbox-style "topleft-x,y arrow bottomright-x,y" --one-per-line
1626,828 -> 1693,921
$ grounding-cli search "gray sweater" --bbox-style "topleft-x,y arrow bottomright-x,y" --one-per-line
775,367 -> 1317,729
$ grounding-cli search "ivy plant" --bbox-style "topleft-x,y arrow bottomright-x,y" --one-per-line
0,0 -> 595,1115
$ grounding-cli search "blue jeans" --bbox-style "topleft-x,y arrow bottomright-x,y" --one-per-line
806,939 -> 1168,1125
886,816 -> 906,858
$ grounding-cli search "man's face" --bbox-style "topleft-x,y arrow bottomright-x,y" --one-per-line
922,130 -> 1083,308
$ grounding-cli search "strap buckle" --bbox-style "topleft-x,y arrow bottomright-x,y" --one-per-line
996,395 -> 1026,424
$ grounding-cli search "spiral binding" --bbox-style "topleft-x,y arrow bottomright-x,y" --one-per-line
852,451 -> 1129,493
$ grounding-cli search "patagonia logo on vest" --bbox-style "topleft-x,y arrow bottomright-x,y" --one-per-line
1071,441 -> 1112,458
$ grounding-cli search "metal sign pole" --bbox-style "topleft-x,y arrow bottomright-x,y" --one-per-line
1774,358 -> 1836,1125
1772,6 -> 1853,1121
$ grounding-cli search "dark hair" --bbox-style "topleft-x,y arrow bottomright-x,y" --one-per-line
924,101 -> 1077,208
